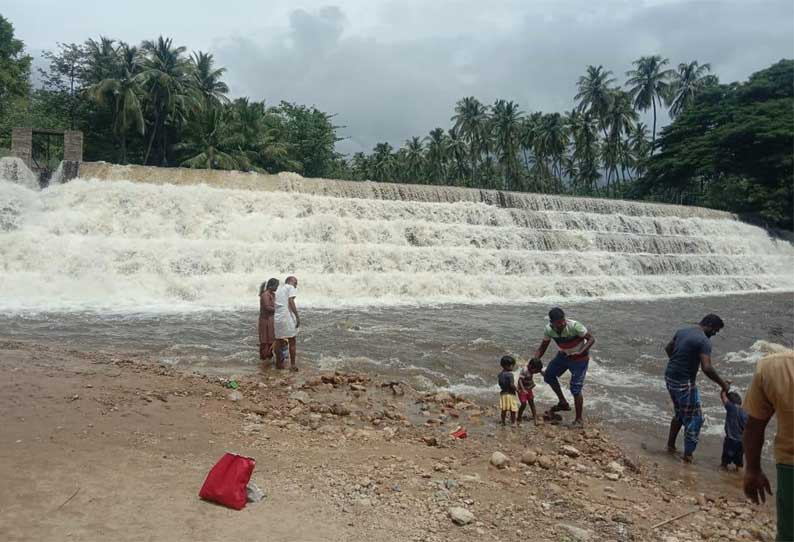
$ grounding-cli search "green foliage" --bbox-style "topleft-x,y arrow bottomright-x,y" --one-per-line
1,13 -> 790,230
640,60 -> 794,229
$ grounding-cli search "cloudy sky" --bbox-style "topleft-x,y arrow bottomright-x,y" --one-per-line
4,0 -> 793,154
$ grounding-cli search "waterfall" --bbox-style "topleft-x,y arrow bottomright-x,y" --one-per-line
1,164 -> 792,312
0,157 -> 39,191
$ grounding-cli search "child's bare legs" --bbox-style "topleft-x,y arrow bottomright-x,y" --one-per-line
501,410 -> 507,426
517,401 -> 527,423
274,339 -> 285,369
528,398 -> 538,422
510,411 -> 516,425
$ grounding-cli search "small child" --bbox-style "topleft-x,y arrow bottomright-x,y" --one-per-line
720,389 -> 748,470
498,355 -> 518,426
517,358 -> 544,424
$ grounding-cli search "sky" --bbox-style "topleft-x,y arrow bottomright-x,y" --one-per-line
4,0 -> 793,155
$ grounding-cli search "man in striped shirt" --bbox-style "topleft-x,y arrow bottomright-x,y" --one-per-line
532,307 -> 595,425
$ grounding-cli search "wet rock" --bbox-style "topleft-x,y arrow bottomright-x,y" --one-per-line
521,450 -> 538,465
561,445 -> 581,458
490,452 -> 510,469
448,507 -> 475,526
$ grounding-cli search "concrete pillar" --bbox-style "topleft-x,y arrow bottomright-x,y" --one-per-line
64,130 -> 83,162
11,127 -> 33,168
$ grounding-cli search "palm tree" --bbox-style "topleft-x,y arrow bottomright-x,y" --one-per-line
191,51 -> 230,108
669,61 -> 712,118
574,65 -> 617,138
83,36 -> 119,84
491,99 -> 524,190
535,113 -> 568,191
86,43 -> 145,164
226,98 -> 297,172
625,55 -> 674,149
175,107 -> 248,170
445,128 -> 469,185
451,96 -> 488,184
371,142 -> 395,182
603,89 -> 638,190
628,122 -> 651,178
567,109 -> 600,194
403,136 -> 425,182
424,128 -> 447,184
138,36 -> 199,165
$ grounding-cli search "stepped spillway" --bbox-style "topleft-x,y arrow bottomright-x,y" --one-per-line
1,163 -> 792,312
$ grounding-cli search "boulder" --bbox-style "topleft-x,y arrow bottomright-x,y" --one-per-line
520,450 -> 538,465
490,451 -> 510,469
448,507 -> 475,526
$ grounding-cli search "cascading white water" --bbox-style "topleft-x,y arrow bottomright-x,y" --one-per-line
0,157 -> 39,191
1,167 -> 793,312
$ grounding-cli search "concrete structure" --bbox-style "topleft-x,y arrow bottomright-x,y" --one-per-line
11,127 -> 32,168
64,130 -> 83,162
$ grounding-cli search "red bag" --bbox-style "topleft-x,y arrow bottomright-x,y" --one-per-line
199,453 -> 256,510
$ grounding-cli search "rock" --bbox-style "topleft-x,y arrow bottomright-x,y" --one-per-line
433,391 -> 453,404
611,512 -> 632,524
331,403 -> 351,416
538,456 -> 554,470
228,390 -> 243,402
696,494 -> 707,507
289,391 -> 310,404
448,507 -> 475,526
560,445 -> 581,458
606,461 -> 625,475
556,523 -> 593,541
490,451 -> 510,469
443,479 -> 458,490
350,383 -> 366,392
422,436 -> 439,447
605,473 -> 620,481
520,450 -> 538,465
454,401 -> 469,410
246,482 -> 265,503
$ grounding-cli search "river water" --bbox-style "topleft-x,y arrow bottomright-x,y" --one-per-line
1,164 -> 793,466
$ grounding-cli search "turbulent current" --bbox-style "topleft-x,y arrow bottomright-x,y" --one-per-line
1,163 -> 793,312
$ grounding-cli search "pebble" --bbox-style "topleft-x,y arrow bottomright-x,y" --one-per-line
228,390 -> 243,402
520,450 -> 538,465
289,391 -> 310,404
556,523 -> 593,541
538,456 -> 554,470
560,445 -> 581,458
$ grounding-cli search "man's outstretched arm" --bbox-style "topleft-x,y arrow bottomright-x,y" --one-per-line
700,354 -> 730,392
533,338 -> 550,360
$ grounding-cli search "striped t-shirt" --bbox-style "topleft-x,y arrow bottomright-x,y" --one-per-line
544,319 -> 589,361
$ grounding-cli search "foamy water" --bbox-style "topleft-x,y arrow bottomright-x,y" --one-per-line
1,170 -> 792,312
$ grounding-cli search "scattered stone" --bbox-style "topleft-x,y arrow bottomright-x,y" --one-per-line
560,445 -> 581,458
350,383 -> 366,392
228,390 -> 243,402
331,404 -> 351,416
606,461 -> 625,475
605,473 -> 620,481
448,507 -> 475,526
288,391 -> 310,404
422,436 -> 439,447
538,456 -> 554,470
611,512 -> 632,524
556,523 -> 593,541
520,450 -> 538,465
490,451 -> 510,469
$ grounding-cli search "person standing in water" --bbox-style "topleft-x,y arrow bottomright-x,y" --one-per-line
274,276 -> 300,371
664,314 -> 730,463
532,307 -> 595,426
258,278 -> 279,366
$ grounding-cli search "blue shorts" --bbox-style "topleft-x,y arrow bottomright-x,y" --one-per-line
544,352 -> 589,396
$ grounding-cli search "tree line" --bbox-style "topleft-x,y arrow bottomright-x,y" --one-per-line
0,15 -> 791,228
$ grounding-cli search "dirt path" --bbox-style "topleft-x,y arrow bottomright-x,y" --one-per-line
0,342 -> 777,542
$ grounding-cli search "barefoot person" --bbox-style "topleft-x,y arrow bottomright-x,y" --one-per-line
274,276 -> 300,371
664,314 -> 730,463
258,278 -> 279,366
742,351 -> 794,542
532,307 -> 595,426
